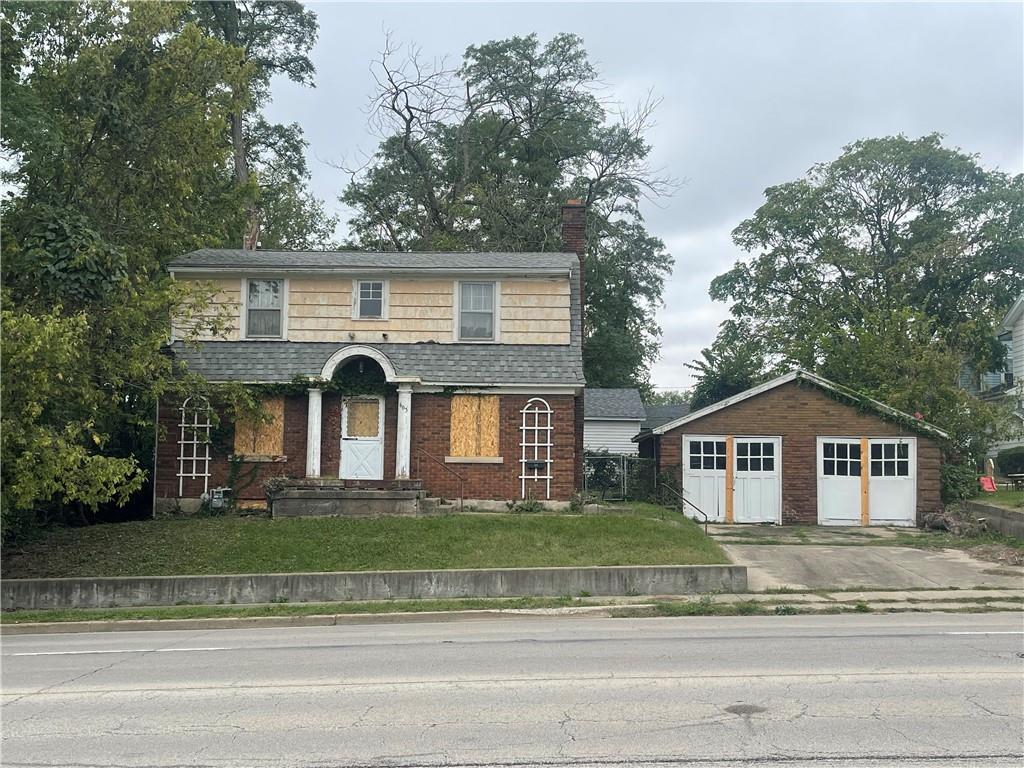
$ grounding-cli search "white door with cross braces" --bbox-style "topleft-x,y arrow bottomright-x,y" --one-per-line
340,396 -> 384,480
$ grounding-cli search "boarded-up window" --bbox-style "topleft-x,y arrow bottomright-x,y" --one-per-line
345,398 -> 380,438
234,396 -> 285,456
450,395 -> 500,457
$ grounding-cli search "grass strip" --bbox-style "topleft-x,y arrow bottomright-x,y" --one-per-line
0,596 -> 586,624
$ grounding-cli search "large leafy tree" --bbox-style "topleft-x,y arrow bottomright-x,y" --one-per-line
0,2 -> 249,539
709,134 -> 1024,454
192,1 -> 336,249
341,34 -> 674,391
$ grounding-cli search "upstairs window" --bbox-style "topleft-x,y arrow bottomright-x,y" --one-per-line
355,280 -> 386,319
246,279 -> 282,338
459,282 -> 495,340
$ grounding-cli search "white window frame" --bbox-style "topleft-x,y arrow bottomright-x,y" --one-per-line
352,279 -> 389,321
241,277 -> 288,340
454,280 -> 501,343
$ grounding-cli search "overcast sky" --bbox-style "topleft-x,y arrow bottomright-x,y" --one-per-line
264,1 -> 1024,390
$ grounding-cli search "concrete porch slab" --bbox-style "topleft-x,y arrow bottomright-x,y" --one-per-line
720,543 -> 1024,592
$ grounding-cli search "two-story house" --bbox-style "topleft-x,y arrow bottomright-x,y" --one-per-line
154,203 -> 588,511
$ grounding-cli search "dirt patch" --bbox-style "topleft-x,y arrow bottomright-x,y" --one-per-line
970,545 -> 1024,567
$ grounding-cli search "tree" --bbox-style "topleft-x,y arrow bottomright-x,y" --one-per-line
645,390 -> 691,406
709,134 -> 1023,454
192,1 -> 335,248
0,1 -> 248,539
340,33 -> 675,390
686,322 -> 766,410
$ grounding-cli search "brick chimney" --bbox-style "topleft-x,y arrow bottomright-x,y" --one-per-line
561,200 -> 586,339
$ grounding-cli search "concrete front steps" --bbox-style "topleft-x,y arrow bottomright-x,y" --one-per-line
268,478 -> 460,518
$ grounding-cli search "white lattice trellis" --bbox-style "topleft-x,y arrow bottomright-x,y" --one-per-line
519,397 -> 554,499
178,396 -> 212,496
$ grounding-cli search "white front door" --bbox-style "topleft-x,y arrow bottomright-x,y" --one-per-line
817,438 -> 863,525
340,396 -> 384,480
733,437 -> 781,523
682,436 -> 727,522
868,438 -> 916,526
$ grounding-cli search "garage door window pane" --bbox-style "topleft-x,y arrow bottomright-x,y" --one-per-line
715,441 -> 726,454
850,444 -> 860,460
870,461 -> 882,476
703,441 -> 714,454
749,458 -> 762,471
690,441 -> 700,454
737,443 -> 748,457
897,460 -> 909,476
763,457 -> 774,471
897,443 -> 909,460
716,456 -> 726,470
763,443 -> 774,457
871,443 -> 882,460
883,443 -> 895,459
824,443 -> 835,459
850,460 -> 861,476
750,443 -> 761,456
738,458 -> 749,471
690,455 -> 701,469
703,456 -> 715,469
824,459 -> 835,475
836,443 -> 847,459
836,461 -> 848,477
884,460 -> 896,476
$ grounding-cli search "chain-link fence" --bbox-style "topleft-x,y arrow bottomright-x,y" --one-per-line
583,453 -> 657,501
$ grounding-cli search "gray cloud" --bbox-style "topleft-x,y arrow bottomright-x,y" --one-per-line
265,1 -> 1023,389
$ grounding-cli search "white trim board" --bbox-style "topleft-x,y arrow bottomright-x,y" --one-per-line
651,369 -> 949,440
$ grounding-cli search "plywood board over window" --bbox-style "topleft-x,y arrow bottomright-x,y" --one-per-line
234,396 -> 285,458
346,399 -> 380,438
450,395 -> 500,457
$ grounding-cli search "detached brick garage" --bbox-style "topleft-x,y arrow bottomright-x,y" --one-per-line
637,371 -> 946,527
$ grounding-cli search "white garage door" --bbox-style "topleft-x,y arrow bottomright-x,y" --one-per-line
682,437 -> 726,522
816,437 -> 916,526
733,437 -> 781,524
868,438 -> 916,526
817,438 -> 863,525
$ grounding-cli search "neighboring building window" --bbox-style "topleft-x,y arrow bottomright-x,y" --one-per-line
355,280 -> 385,319
234,396 -> 285,457
520,398 -> 553,499
178,396 -> 212,496
822,441 -> 860,477
459,282 -> 495,340
689,440 -> 726,470
450,395 -> 500,457
247,279 -> 282,338
870,442 -> 909,477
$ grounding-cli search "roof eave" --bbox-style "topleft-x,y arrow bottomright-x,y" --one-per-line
651,369 -> 950,441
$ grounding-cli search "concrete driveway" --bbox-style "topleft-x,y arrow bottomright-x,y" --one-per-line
713,527 -> 1024,591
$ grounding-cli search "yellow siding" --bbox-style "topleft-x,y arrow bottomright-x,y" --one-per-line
173,278 -> 241,341
173,275 -> 573,344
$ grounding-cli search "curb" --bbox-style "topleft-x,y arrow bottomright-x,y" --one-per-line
0,606 -> 621,635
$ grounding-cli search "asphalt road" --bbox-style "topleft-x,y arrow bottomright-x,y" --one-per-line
2,613 -> 1022,767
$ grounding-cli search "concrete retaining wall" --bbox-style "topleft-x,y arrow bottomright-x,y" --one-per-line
1,565 -> 747,611
964,501 -> 1024,540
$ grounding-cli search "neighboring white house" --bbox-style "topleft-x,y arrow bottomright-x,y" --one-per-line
583,388 -> 646,455
991,294 -> 1024,456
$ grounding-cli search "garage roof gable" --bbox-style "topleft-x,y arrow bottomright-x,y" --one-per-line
651,370 -> 950,440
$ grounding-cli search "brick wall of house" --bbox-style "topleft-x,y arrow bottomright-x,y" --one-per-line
655,381 -> 943,525
155,395 -> 309,502
156,391 -> 581,503
411,393 -> 578,501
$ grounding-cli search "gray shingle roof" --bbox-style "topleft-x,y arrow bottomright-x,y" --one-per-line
641,403 -> 691,431
583,388 -> 646,420
170,341 -> 584,386
170,249 -> 579,272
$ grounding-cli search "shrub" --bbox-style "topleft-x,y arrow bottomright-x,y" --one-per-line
940,460 -> 980,503
996,446 -> 1024,476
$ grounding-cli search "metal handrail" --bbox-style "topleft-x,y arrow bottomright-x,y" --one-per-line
658,482 -> 710,535
415,448 -> 465,512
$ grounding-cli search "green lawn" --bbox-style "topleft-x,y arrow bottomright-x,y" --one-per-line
986,488 -> 1024,510
1,510 -> 726,579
